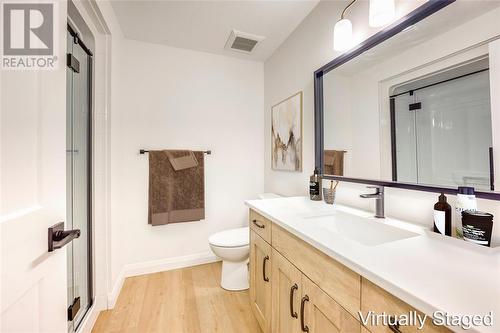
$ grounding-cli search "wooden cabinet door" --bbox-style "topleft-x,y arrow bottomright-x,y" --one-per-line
250,230 -> 272,333
361,278 -> 451,333
362,326 -> 372,333
301,276 -> 361,333
271,249 -> 302,333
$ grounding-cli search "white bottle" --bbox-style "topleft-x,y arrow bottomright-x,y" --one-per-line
455,187 -> 477,236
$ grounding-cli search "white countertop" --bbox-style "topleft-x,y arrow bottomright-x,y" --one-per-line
245,196 -> 500,333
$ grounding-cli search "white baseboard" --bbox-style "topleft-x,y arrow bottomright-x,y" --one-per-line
77,294 -> 107,333
107,251 -> 220,309
107,269 -> 125,309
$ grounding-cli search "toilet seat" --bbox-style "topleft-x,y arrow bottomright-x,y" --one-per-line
209,227 -> 249,248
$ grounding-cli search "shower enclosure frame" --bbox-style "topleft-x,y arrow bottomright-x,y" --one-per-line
67,23 -> 94,330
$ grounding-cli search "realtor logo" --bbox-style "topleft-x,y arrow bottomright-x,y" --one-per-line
1,1 -> 58,70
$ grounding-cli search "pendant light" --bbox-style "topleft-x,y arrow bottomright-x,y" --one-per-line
333,0 -> 357,52
333,19 -> 352,52
369,0 -> 395,27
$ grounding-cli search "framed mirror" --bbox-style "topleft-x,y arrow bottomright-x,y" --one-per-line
314,0 -> 500,200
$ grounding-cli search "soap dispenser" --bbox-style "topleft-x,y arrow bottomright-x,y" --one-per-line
309,168 -> 322,201
433,193 -> 451,236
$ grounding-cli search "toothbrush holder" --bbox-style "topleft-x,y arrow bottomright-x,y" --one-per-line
323,188 -> 336,205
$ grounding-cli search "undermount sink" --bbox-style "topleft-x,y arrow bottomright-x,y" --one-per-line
303,210 -> 420,246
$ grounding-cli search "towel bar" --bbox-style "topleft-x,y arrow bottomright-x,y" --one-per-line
140,149 -> 211,155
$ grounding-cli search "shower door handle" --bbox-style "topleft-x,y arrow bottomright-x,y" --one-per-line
48,222 -> 81,252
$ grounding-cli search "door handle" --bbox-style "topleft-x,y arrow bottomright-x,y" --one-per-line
300,295 -> 309,332
48,222 -> 80,252
290,283 -> 298,318
262,255 -> 270,282
252,219 -> 265,229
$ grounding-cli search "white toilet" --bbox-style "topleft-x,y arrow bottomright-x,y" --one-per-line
209,227 -> 250,291
209,193 -> 281,291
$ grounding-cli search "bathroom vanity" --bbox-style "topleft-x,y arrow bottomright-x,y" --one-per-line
248,2 -> 500,332
246,197 -> 499,333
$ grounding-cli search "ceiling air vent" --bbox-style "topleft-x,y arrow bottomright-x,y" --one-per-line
225,30 -> 265,54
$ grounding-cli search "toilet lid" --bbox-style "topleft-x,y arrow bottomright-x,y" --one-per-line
209,227 -> 249,247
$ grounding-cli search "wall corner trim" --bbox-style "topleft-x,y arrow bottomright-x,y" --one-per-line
107,251 -> 220,309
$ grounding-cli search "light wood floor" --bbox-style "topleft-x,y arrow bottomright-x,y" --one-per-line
92,262 -> 262,333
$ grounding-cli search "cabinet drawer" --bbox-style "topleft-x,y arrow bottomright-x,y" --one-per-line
272,223 -> 361,317
361,278 -> 451,333
250,209 -> 272,243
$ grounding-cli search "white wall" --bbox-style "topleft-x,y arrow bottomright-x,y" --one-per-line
94,0 -> 125,307
109,38 -> 264,292
323,73 -> 354,175
264,0 -> 423,195
264,1 -> 500,244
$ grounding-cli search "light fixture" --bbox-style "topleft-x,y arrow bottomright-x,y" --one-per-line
369,0 -> 395,27
333,19 -> 353,52
333,0 -> 357,52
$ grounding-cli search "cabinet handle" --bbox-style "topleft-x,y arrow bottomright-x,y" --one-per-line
289,284 -> 298,318
262,255 -> 270,282
252,219 -> 265,229
300,295 -> 309,332
388,316 -> 402,333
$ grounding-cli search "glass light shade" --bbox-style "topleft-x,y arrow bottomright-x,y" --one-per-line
369,0 -> 395,27
333,19 -> 353,52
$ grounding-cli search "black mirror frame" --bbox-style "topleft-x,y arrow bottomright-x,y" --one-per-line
314,0 -> 500,200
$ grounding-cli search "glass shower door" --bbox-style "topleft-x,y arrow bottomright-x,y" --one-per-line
66,28 -> 92,331
392,69 -> 493,189
415,71 -> 492,189
393,93 -> 418,183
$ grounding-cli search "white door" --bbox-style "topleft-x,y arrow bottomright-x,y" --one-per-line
1,2 -> 69,331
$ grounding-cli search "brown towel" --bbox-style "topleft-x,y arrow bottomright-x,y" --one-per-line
148,150 -> 205,226
167,151 -> 198,171
324,150 -> 346,176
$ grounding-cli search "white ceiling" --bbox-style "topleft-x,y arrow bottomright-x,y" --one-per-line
110,0 -> 320,61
